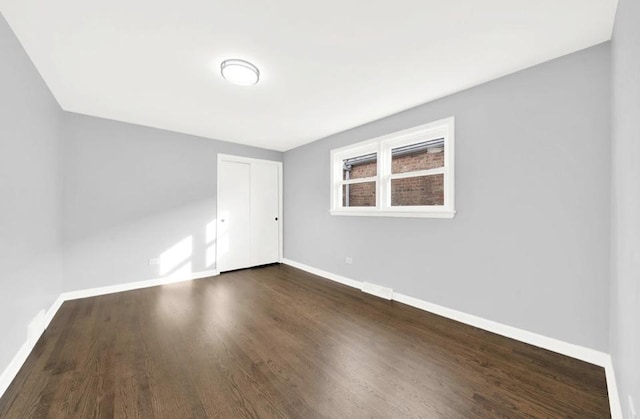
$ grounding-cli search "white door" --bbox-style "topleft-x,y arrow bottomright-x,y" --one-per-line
217,155 -> 282,272
251,162 -> 280,266
217,160 -> 251,271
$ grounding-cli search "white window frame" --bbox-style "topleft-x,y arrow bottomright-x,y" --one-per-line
330,116 -> 455,218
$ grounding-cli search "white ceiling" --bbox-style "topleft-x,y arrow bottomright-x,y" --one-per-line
1,0 -> 618,151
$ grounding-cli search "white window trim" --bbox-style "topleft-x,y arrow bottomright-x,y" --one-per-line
329,117 -> 455,218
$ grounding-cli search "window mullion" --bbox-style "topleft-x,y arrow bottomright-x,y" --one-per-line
381,142 -> 391,210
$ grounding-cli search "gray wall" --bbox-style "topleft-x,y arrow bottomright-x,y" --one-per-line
61,112 -> 282,292
610,0 -> 640,411
284,43 -> 611,352
0,14 -> 63,370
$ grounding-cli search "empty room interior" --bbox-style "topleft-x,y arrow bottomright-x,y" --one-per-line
1,0 -> 639,418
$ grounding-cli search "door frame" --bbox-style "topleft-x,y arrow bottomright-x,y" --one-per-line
216,154 -> 283,271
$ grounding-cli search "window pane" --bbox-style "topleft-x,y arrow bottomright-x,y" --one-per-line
342,182 -> 376,207
391,139 -> 444,174
343,153 -> 377,180
391,175 -> 444,206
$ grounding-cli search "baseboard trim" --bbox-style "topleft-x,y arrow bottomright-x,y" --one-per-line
282,259 -> 361,288
392,291 -> 608,366
0,268 -> 219,401
604,355 -> 623,419
0,341 -> 30,399
282,258 -> 621,418
361,282 -> 393,300
44,294 -> 65,331
62,269 -> 219,301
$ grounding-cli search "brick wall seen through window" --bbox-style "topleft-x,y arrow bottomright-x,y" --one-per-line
342,148 -> 444,207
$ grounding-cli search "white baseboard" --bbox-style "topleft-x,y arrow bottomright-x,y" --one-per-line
26,310 -> 46,348
0,341 -> 30,399
604,355 -> 623,419
282,258 -> 622,418
283,259 -> 361,289
62,269 -> 219,301
361,282 -> 393,300
44,295 -> 65,330
0,268 -> 219,401
392,291 -> 608,366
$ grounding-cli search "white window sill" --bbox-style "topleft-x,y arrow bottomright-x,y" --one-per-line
329,209 -> 456,219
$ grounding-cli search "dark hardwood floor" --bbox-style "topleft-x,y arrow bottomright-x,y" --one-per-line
0,264 -> 610,418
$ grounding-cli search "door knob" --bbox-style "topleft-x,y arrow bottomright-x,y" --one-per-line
221,219 -> 225,223
275,217 -> 278,221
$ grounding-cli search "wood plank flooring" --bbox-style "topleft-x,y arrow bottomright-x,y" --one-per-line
0,264 -> 610,418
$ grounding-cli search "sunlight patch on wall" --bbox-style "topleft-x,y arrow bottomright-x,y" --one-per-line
164,261 -> 193,280
205,218 -> 216,268
159,236 -> 192,276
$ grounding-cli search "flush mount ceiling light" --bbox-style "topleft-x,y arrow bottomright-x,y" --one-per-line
220,59 -> 260,86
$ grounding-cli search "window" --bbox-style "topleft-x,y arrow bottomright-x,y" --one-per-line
330,117 -> 454,218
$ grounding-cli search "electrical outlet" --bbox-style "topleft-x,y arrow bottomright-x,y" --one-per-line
149,258 -> 160,265
345,257 -> 353,264
629,396 -> 637,419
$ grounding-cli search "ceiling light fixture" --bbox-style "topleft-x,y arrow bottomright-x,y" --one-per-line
220,59 -> 260,86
